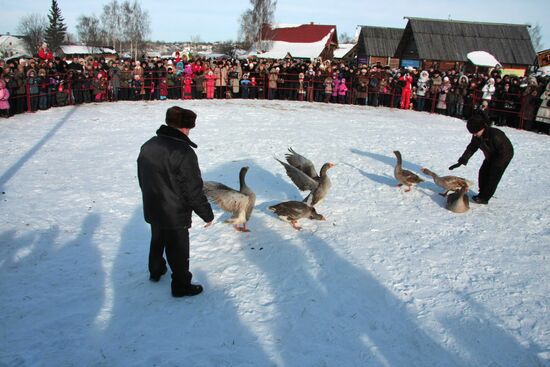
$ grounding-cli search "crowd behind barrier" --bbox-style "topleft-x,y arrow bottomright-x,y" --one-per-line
0,54 -> 549,133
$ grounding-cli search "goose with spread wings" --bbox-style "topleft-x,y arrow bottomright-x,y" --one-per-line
203,166 -> 256,232
275,147 -> 334,206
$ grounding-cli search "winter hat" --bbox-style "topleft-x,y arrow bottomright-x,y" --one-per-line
466,114 -> 487,134
165,106 -> 196,129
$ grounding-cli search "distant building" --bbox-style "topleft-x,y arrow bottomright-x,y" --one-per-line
394,17 -> 536,74
256,23 -> 338,60
537,49 -> 550,68
59,45 -> 117,60
332,43 -> 356,61
0,34 -> 31,61
355,26 -> 403,68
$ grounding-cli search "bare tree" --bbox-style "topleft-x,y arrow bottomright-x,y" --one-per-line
339,32 -> 354,44
121,0 -> 151,60
65,32 -> 77,44
76,15 -> 105,54
238,0 -> 277,50
16,13 -> 47,56
101,0 -> 122,51
528,23 -> 543,51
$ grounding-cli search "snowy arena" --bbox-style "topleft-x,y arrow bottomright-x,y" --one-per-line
1,100 -> 549,366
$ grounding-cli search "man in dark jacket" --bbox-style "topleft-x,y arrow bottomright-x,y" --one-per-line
137,106 -> 214,297
449,114 -> 514,205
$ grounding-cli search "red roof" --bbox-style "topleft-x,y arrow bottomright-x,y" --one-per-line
262,24 -> 337,44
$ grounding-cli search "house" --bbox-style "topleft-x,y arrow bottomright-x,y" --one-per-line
537,49 -> 550,75
0,34 -> 31,61
256,23 -> 338,60
355,26 -> 403,68
58,45 -> 117,60
394,17 -> 537,74
332,43 -> 356,61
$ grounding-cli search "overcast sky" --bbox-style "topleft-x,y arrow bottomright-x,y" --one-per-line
2,0 -> 549,50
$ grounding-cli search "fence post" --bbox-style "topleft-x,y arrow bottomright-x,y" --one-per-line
68,78 -> 73,105
26,82 -> 31,113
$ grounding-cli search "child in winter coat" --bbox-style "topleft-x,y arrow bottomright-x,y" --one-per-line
416,70 -> 430,111
323,74 -> 333,103
250,76 -> 257,99
27,69 -> 40,112
436,77 -> 451,114
481,78 -> 496,102
159,78 -> 168,100
132,74 -> 143,101
338,78 -> 348,104
55,82 -> 69,107
183,74 -> 193,99
0,79 -> 10,118
331,74 -> 340,103
297,72 -> 306,101
399,73 -> 413,109
38,68 -> 49,110
205,70 -> 216,99
240,73 -> 251,99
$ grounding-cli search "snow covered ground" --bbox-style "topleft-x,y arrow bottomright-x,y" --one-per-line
1,99 -> 549,367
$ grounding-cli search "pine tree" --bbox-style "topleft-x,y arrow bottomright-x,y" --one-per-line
44,0 -> 67,52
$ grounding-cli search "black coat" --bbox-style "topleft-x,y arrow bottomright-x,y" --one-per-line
137,125 -> 213,228
459,127 -> 514,168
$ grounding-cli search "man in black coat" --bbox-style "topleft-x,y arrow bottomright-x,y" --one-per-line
449,114 -> 514,205
137,106 -> 214,297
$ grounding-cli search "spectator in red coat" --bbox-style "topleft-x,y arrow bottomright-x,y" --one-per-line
38,42 -> 54,61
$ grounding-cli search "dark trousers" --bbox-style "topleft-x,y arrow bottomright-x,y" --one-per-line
149,225 -> 192,287
478,159 -> 511,201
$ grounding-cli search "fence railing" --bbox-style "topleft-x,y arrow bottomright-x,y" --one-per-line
3,70 -> 532,130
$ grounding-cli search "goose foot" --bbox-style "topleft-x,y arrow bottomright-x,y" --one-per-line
234,224 -> 251,232
291,221 -> 302,231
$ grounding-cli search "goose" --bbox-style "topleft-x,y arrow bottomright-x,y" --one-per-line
203,166 -> 256,232
268,201 -> 325,230
446,185 -> 470,213
421,168 -> 474,196
276,148 -> 334,206
393,150 -> 424,192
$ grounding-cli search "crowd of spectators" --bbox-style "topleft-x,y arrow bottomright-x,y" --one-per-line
0,51 -> 549,133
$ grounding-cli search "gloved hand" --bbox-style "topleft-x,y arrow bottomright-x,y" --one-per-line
448,162 -> 462,170
449,157 -> 467,170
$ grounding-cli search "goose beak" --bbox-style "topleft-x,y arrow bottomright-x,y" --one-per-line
328,163 -> 335,168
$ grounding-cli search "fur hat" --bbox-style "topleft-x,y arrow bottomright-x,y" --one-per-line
165,106 -> 196,129
466,114 -> 487,134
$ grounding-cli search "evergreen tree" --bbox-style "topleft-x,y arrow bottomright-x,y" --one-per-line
44,0 -> 67,52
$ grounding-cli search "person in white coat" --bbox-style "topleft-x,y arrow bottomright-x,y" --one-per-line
481,78 -> 496,102
535,82 -> 550,134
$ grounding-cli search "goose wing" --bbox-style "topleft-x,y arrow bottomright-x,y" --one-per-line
269,201 -> 309,220
203,181 -> 249,216
276,158 -> 319,191
397,168 -> 424,185
285,148 -> 319,179
438,176 -> 472,190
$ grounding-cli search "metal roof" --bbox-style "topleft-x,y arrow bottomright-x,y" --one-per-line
356,26 -> 403,57
397,17 -> 536,65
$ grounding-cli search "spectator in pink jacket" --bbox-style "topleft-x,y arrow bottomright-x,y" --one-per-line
0,79 -> 10,118
338,78 -> 348,104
